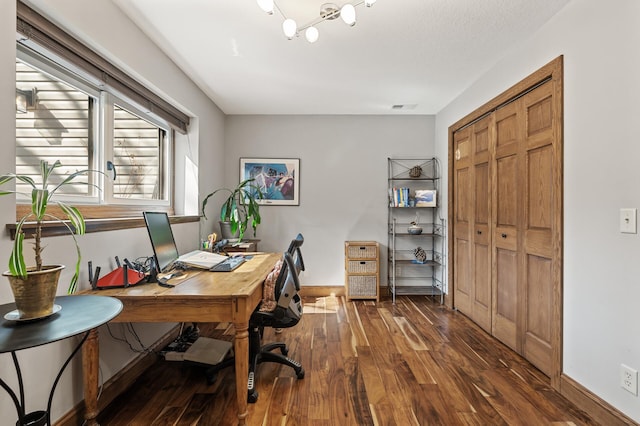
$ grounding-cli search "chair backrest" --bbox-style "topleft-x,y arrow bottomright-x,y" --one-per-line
273,251 -> 303,324
286,233 -> 305,277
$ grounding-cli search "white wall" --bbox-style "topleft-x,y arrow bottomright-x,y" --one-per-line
435,0 -> 640,421
222,115 -> 435,286
1,1 -> 225,422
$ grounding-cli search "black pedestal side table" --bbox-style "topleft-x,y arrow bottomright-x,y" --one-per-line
0,295 -> 122,426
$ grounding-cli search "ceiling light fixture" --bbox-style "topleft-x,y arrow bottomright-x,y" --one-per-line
258,0 -> 377,43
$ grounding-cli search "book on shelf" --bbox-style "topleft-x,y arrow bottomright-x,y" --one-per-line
390,187 -> 412,207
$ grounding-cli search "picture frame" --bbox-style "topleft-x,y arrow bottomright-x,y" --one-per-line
240,158 -> 300,206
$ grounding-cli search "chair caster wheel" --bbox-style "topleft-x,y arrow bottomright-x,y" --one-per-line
248,390 -> 259,403
296,368 -> 305,379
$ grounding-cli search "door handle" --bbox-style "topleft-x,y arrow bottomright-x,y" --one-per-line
477,230 -> 482,235
501,233 -> 507,238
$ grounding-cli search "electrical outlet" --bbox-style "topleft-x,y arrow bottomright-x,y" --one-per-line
620,364 -> 638,395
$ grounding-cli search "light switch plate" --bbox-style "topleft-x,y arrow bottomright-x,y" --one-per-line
620,208 -> 637,233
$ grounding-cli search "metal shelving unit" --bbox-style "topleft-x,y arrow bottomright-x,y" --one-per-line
387,158 -> 445,304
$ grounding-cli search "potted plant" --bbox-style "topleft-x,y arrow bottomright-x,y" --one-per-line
0,160 -> 104,319
201,178 -> 264,241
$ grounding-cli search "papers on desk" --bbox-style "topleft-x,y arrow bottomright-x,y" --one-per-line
177,250 -> 227,269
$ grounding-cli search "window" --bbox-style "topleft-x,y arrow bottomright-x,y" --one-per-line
14,1 -> 190,220
111,103 -> 168,202
15,47 -> 172,210
16,56 -> 99,201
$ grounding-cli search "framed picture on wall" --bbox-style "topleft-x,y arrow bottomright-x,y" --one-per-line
240,158 -> 300,206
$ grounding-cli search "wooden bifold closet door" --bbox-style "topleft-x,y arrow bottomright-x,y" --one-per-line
451,57 -> 562,382
453,116 -> 492,334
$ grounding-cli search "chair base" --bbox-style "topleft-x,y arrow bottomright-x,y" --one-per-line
205,328 -> 304,403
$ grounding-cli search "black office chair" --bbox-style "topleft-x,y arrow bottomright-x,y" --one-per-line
206,238 -> 305,403
287,233 -> 305,275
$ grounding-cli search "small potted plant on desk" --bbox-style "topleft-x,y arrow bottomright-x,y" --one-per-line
0,160 -> 106,320
201,178 -> 264,242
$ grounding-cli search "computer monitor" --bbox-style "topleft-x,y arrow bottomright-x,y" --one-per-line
143,211 -> 179,274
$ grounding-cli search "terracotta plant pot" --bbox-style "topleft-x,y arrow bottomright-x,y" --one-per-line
3,265 -> 64,320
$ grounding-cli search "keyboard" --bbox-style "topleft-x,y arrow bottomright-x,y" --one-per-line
210,256 -> 246,272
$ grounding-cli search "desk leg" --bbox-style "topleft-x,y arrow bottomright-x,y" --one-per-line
234,321 -> 249,426
82,328 -> 100,426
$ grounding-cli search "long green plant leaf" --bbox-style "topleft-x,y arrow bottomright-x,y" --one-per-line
32,189 -> 48,220
58,202 -> 86,234
9,216 -> 29,278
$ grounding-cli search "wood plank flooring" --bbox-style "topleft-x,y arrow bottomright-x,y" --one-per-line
98,296 -> 596,425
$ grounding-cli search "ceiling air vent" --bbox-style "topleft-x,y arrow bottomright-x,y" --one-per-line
391,104 -> 417,110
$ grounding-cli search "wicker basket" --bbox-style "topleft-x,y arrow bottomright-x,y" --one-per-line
347,276 -> 378,297
347,260 -> 377,274
346,245 -> 377,259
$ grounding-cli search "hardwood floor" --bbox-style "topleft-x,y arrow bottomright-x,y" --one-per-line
98,296 -> 596,425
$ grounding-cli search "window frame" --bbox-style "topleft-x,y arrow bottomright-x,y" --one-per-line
15,43 -> 175,218
102,92 -> 173,207
13,1 -> 190,223
16,46 -> 103,205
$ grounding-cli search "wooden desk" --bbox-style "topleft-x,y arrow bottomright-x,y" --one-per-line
80,252 -> 280,426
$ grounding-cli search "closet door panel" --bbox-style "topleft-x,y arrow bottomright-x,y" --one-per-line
455,238 -> 472,312
473,243 -> 491,331
454,129 -> 473,314
493,103 -> 521,352
526,145 -> 554,258
495,111 -> 518,156
525,253 -> 552,375
473,158 -> 492,332
522,82 -> 555,376
494,248 -> 517,350
495,155 -> 518,228
493,153 -> 519,350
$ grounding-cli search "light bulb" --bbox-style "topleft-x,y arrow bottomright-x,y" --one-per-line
256,0 -> 274,14
305,26 -> 319,43
283,18 -> 297,39
340,4 -> 356,26
364,0 -> 376,6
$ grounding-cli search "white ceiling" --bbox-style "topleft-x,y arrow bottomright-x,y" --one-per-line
111,0 -> 570,115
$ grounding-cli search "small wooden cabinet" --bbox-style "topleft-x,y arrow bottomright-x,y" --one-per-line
345,241 -> 380,301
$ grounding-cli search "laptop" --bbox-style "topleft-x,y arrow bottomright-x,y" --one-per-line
142,212 -> 227,275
